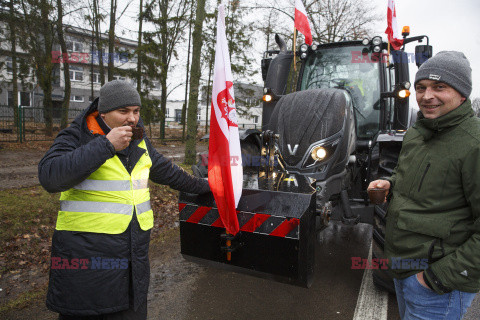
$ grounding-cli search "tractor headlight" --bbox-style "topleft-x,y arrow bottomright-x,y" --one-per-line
300,52 -> 307,59
311,146 -> 327,161
397,89 -> 410,99
362,38 -> 370,46
303,138 -> 340,168
372,36 -> 382,46
311,42 -> 318,51
300,44 -> 308,52
263,94 -> 273,102
373,45 -> 381,53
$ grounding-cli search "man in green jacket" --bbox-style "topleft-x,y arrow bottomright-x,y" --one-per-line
369,51 -> 478,319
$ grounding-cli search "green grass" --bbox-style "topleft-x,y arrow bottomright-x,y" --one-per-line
0,285 -> 47,314
0,186 -> 59,246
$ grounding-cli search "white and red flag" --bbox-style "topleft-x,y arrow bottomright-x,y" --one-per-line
385,0 -> 404,50
208,4 -> 243,236
295,0 -> 312,45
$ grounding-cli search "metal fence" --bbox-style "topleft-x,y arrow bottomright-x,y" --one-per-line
0,105 -> 260,143
0,105 -> 84,142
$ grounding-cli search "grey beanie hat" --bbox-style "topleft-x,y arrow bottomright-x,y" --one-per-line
414,51 -> 472,98
98,80 -> 141,113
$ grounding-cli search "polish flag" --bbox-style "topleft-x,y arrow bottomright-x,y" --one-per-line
295,0 -> 312,45
208,4 -> 243,236
385,0 -> 404,50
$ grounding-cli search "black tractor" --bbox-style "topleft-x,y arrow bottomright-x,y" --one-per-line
181,31 -> 432,290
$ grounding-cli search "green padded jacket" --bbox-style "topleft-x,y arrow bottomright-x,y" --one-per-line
385,99 -> 480,294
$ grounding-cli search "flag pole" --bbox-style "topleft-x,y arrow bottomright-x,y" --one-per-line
293,26 -> 297,71
387,41 -> 391,67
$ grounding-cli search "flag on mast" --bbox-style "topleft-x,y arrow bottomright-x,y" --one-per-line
295,0 -> 312,45
208,4 -> 243,236
385,0 -> 404,50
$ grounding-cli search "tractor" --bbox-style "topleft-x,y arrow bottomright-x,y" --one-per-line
180,30 -> 432,290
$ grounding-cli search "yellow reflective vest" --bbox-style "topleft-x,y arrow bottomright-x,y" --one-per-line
56,139 -> 153,234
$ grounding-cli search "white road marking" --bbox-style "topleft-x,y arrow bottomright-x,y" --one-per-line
352,244 -> 389,320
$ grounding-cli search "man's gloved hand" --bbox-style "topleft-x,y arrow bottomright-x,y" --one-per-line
106,126 -> 133,151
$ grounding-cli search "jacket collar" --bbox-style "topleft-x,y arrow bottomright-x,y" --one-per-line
413,99 -> 473,140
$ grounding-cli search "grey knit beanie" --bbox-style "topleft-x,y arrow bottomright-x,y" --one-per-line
414,51 -> 472,98
98,80 -> 141,113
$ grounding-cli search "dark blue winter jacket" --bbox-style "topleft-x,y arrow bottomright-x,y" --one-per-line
38,99 -> 209,316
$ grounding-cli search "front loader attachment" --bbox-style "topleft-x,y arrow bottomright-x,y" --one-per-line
179,172 -> 316,287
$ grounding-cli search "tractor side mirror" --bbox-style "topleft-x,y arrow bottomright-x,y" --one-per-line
261,57 -> 272,82
415,45 -> 433,68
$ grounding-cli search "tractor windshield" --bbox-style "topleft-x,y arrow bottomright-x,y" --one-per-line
300,46 -> 381,139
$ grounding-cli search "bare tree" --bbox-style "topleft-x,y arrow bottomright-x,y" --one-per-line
144,0 -> 191,140
6,0 -> 19,125
93,0 -> 106,85
19,0 -> 56,136
253,0 -> 380,45
107,0 -> 116,81
185,0 -> 206,165
56,0 -> 70,129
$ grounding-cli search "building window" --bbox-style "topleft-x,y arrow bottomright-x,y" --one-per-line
152,81 -> 160,90
252,115 -> 259,124
175,109 -> 182,122
113,75 -> 126,81
6,57 -> 13,74
70,66 -> 83,82
66,40 -> 83,52
8,91 -> 31,107
90,72 -> 100,84
70,95 -> 84,102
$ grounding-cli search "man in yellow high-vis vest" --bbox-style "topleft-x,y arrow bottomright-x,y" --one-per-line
39,80 -> 210,319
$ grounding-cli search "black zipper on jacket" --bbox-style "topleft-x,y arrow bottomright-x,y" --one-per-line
418,163 -> 431,192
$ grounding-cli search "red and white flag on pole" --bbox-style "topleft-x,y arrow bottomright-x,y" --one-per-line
295,0 -> 312,45
208,4 -> 243,236
385,0 -> 404,50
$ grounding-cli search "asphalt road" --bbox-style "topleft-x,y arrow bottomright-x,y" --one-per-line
148,221 -> 479,320
148,222 -> 398,320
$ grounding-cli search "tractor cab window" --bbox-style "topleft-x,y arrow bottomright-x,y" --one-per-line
300,46 -> 381,139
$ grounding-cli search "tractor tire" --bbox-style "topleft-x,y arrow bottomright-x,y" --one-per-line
372,202 -> 396,294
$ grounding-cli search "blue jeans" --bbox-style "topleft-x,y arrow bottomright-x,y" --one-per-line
394,273 -> 476,320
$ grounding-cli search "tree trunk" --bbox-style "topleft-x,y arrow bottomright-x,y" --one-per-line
56,0 -> 70,129
181,6 -> 193,142
184,0 -> 206,165
159,0 -> 168,140
93,0 -> 105,85
204,57 -> 213,134
136,0 -> 143,94
39,0 -> 54,136
8,0 -> 19,127
107,0 -> 117,81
